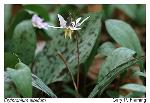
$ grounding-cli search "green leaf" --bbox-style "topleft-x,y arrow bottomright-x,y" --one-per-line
4,52 -> 18,69
98,47 -> 136,82
120,84 -> 146,93
114,4 -> 137,19
7,62 -> 32,97
88,56 -> 144,97
135,5 -> 146,25
32,74 -> 57,98
23,4 -> 50,21
98,42 -> 116,56
105,19 -> 143,57
32,12 -> 102,84
4,72 -> 20,98
12,20 -> 36,65
105,19 -> 144,71
133,71 -> 146,77
103,5 -> 115,20
7,10 -> 31,39
57,5 -> 80,19
4,4 -> 12,33
106,90 -> 119,98
125,91 -> 145,98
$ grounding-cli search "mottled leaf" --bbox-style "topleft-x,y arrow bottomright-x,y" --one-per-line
98,47 -> 135,82
4,72 -> 20,98
12,20 -> 36,65
88,50 -> 144,98
32,12 -> 102,84
7,62 -> 32,97
32,74 -> 57,98
105,19 -> 144,72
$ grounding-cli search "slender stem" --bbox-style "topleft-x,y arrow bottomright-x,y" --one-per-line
57,52 -> 78,94
76,32 -> 80,91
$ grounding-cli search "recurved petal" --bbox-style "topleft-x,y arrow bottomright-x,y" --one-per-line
76,17 -> 81,24
78,16 -> 90,26
57,14 -> 67,28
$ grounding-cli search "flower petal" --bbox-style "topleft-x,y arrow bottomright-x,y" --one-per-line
76,17 -> 81,24
70,27 -> 81,30
57,14 -> 67,28
48,25 -> 64,29
32,14 -> 43,23
78,16 -> 90,26
31,14 -> 49,30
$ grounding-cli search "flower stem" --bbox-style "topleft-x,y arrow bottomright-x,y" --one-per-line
76,32 -> 80,91
57,52 -> 78,95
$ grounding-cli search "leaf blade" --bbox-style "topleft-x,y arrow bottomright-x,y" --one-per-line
12,20 -> 36,65
98,42 -> 116,56
120,84 -> 146,93
88,56 -> 144,98
32,74 -> 57,98
23,4 -> 50,21
7,62 -> 32,97
32,12 -> 102,84
105,19 -> 142,57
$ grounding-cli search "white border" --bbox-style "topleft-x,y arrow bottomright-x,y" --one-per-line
1,1 -> 150,103
0,3 -> 4,102
0,0 -> 149,4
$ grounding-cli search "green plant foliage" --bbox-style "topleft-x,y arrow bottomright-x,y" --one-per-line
120,83 -> 146,93
114,4 -> 137,19
102,5 -> 115,20
57,5 -> 80,20
125,91 -> 145,98
63,85 -> 79,97
23,4 -> 50,21
7,62 -> 32,97
32,74 -> 57,98
4,4 -> 146,98
7,10 -> 31,39
106,90 -> 119,98
4,52 -> 18,69
98,47 -> 135,82
4,4 -> 12,33
4,72 -> 20,98
88,53 -> 144,97
32,12 -> 102,85
105,20 -> 143,57
133,71 -> 146,77
98,42 -> 116,56
12,20 -> 36,65
135,5 -> 146,25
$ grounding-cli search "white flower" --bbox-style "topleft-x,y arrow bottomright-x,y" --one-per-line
31,14 -> 49,30
31,14 -> 90,39
49,14 -> 90,39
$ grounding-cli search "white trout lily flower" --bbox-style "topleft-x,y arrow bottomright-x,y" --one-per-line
49,14 -> 90,39
32,14 -> 49,30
